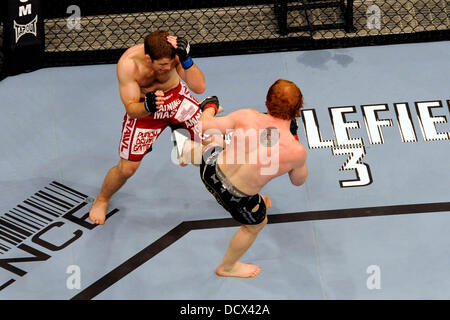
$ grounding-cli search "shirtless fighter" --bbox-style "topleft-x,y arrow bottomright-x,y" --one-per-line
180,79 -> 308,278
89,30 -> 206,225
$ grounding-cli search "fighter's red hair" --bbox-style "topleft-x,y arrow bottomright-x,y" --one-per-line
266,79 -> 303,120
144,30 -> 176,61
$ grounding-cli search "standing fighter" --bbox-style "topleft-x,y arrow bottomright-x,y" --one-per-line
180,79 -> 308,278
89,30 -> 206,225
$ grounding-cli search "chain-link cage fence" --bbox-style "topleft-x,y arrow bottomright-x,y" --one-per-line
1,0 -> 449,76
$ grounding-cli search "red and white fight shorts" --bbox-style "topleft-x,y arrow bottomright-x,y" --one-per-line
119,81 -> 202,161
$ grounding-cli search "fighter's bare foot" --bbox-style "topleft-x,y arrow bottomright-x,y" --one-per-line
179,140 -> 201,167
179,139 -> 191,167
89,197 -> 108,225
261,195 -> 272,209
179,157 -> 188,167
216,262 -> 261,278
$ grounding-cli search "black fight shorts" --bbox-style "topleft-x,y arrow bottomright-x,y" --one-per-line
200,145 -> 267,225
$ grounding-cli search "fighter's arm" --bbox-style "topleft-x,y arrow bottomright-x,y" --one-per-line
168,35 -> 206,94
288,145 -> 308,186
176,62 -> 206,94
117,58 -> 163,119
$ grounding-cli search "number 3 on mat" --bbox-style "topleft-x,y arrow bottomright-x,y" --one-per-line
332,146 -> 373,188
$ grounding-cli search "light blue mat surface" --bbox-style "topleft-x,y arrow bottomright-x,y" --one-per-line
0,40 -> 448,299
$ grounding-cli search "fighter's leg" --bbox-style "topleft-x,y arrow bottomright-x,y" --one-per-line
199,102 -> 224,121
177,95 -> 225,166
89,158 -> 141,225
178,105 -> 225,166
215,214 -> 269,278
179,134 -> 225,167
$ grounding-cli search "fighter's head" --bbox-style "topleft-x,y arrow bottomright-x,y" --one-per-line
266,79 -> 303,120
144,30 -> 176,74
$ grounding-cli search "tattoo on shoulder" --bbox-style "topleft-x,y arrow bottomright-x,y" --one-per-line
260,127 -> 280,147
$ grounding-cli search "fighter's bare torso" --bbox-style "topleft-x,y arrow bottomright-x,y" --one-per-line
118,44 -> 181,99
218,110 -> 307,195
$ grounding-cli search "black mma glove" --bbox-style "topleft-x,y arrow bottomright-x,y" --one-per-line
199,96 -> 219,114
144,91 -> 158,113
263,112 -> 299,141
290,118 -> 299,141
176,37 -> 194,69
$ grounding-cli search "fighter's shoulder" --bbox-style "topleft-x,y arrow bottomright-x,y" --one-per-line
232,108 -> 259,117
228,109 -> 258,124
242,108 -> 260,114
117,59 -> 138,83
290,142 -> 307,164
117,48 -> 140,79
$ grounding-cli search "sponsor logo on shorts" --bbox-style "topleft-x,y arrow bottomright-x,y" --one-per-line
154,99 -> 182,119
131,128 -> 161,155
174,99 -> 199,123
178,84 -> 198,103
120,118 -> 136,159
183,110 -> 201,130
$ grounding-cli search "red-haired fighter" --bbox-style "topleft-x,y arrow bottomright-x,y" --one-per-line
180,79 -> 308,278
